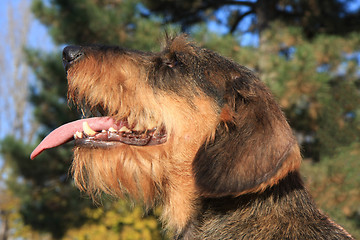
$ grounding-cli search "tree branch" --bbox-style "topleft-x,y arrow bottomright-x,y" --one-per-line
221,1 -> 256,7
230,10 -> 255,33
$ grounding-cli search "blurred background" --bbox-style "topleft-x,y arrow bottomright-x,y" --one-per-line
0,0 -> 359,239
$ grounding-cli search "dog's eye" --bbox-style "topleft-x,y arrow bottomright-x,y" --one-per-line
163,53 -> 180,68
165,60 -> 178,68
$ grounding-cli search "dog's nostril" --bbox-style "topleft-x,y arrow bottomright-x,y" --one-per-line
63,46 -> 83,62
63,46 -> 83,70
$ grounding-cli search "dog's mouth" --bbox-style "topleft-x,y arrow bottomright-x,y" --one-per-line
30,116 -> 167,160
75,120 -> 167,148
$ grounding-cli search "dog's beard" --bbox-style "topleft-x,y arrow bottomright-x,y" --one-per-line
71,144 -> 169,204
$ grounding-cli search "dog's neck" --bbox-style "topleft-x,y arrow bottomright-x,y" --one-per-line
176,172 -> 353,240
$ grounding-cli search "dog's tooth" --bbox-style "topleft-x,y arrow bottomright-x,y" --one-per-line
119,126 -> 131,132
132,124 -> 144,132
108,127 -> 117,133
74,131 -> 83,139
83,122 -> 97,136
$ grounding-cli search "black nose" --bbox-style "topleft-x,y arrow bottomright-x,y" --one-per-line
62,46 -> 83,71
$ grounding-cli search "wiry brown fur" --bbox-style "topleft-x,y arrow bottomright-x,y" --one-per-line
62,35 -> 353,239
68,47 -> 220,229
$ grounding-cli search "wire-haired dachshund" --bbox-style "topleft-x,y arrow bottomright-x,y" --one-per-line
31,35 -> 353,239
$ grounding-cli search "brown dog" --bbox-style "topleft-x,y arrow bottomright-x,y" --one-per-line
31,35 -> 353,239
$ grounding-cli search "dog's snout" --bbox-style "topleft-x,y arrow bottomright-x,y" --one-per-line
63,46 -> 83,62
62,46 -> 83,71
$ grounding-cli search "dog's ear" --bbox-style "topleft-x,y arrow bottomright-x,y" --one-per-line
193,74 -> 301,197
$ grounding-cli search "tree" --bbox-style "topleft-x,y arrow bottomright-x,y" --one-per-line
143,0 -> 360,38
0,1 -> 38,239
0,0 -> 35,141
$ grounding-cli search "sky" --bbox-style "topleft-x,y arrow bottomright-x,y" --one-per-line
0,0 -> 54,141
0,0 -> 54,50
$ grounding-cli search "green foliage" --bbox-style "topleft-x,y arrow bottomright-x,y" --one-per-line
301,143 -> 360,239
1,136 -> 92,238
318,80 -> 360,156
144,0 -> 360,37
31,0 -> 170,49
63,202 -> 166,240
32,0 -> 139,45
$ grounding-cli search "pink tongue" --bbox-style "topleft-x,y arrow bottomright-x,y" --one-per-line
30,117 -> 119,160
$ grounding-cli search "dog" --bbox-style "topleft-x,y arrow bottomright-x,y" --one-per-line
31,35 -> 353,239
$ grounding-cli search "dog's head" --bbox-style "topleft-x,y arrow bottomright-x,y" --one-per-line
31,35 -> 301,230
